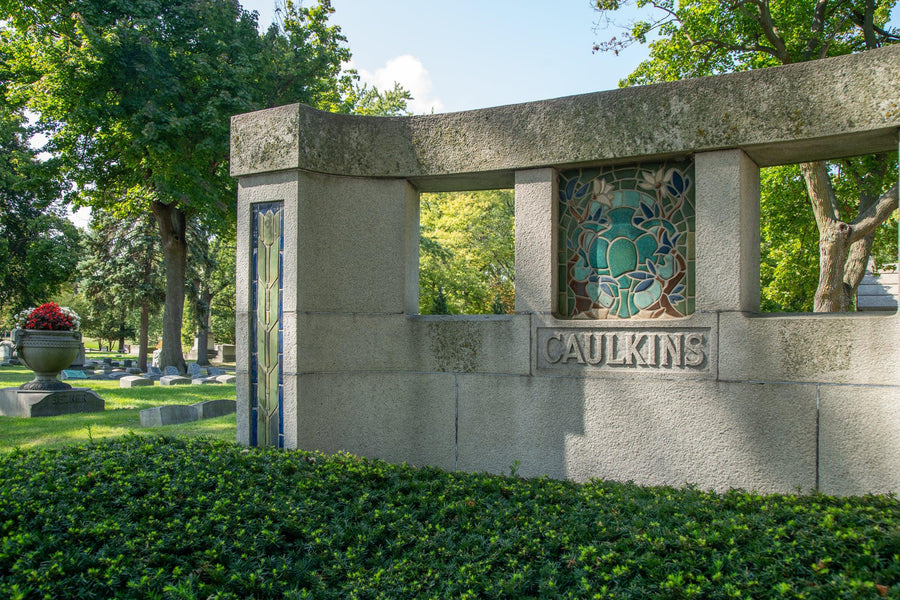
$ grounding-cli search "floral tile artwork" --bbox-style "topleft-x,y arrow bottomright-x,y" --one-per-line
558,161 -> 695,319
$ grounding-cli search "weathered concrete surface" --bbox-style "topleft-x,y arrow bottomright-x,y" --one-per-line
457,376 -> 817,493
819,385 -> 900,496
232,46 -> 900,186
295,373 -> 457,472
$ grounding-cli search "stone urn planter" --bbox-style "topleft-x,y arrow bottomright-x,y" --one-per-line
13,328 -> 82,391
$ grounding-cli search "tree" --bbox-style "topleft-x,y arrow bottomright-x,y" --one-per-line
77,210 -> 164,369
2,0 -> 355,372
185,224 -> 235,366
593,0 -> 899,311
0,110 -> 79,321
419,190 -> 515,315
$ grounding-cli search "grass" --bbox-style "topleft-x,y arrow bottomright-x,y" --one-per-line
0,364 -> 236,451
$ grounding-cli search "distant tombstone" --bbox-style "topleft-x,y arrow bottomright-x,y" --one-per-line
0,341 -> 12,364
147,365 -> 162,375
61,370 -> 88,380
216,374 -> 236,384
123,359 -> 133,368
163,366 -> 180,376
120,376 -> 153,388
187,363 -> 202,378
69,344 -> 86,368
102,357 -> 113,366
126,367 -> 143,375
217,344 -> 236,362
160,375 -> 191,386
207,366 -> 226,376
152,349 -> 162,368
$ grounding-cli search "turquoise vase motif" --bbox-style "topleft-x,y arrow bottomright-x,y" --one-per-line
559,162 -> 695,319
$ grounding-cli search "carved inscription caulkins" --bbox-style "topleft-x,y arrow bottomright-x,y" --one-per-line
537,328 -> 709,372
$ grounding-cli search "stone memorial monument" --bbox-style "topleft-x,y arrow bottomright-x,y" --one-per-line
230,46 -> 900,495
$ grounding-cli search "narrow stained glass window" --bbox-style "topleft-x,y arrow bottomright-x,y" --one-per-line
251,202 -> 284,447
558,161 -> 695,319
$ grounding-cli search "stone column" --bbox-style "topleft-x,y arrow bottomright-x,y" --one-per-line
694,150 -> 760,313
514,168 -> 558,315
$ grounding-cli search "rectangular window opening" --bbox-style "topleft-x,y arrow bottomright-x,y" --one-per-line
418,189 -> 515,315
759,151 -> 898,314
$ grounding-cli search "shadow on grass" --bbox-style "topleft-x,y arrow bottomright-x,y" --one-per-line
0,365 -> 237,452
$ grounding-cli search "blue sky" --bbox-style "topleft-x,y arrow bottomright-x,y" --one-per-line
243,0 -> 651,113
242,0 -> 900,115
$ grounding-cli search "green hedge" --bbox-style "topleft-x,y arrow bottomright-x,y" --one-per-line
1,436 -> 898,599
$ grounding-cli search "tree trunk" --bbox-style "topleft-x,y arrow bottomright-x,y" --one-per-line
814,219 -> 852,312
803,160 -> 898,312
138,300 -> 149,372
196,289 -> 213,366
152,200 -> 188,375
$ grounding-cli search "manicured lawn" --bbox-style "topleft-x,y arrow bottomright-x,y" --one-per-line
0,364 -> 236,451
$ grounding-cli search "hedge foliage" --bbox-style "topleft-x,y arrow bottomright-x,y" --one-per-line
1,436 -> 898,599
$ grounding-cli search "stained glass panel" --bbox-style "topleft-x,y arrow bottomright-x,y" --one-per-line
251,202 -> 284,447
558,161 -> 695,319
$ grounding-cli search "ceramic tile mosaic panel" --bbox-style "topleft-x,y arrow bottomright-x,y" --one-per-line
251,202 -> 284,447
558,161 -> 695,319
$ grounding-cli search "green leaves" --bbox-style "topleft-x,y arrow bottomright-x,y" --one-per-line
1,437 -> 899,598
419,190 -> 515,315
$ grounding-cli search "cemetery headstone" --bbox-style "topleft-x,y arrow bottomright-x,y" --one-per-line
120,376 -> 153,388
163,366 -> 180,376
61,370 -> 88,380
160,375 -> 191,386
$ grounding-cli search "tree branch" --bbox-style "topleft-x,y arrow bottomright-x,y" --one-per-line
849,182 -> 899,243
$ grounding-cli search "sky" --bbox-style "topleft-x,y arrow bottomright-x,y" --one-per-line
243,0 -> 651,114
242,0 -> 900,115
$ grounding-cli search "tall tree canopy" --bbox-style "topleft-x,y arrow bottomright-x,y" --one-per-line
0,110 -> 79,320
1,0 -> 355,371
594,0 -> 899,312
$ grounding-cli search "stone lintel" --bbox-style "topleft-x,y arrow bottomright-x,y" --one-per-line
231,46 -> 900,182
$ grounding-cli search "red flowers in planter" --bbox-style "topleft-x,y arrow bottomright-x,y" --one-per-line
14,302 -> 81,331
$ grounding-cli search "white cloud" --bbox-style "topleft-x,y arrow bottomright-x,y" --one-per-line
355,55 -> 445,115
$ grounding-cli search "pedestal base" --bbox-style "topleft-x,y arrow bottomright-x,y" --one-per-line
0,387 -> 105,417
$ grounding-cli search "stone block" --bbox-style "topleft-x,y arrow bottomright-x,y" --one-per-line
297,313 -> 531,375
296,373 -> 457,471
163,366 -> 180,376
818,385 -> 900,496
193,378 -> 221,385
160,375 -> 192,386
215,374 -> 236,384
457,376 -> 817,493
695,150 -> 760,312
718,312 -> 900,386
193,399 -> 236,420
294,172 -> 417,314
514,168 -> 557,314
139,404 -> 198,427
0,387 -> 104,417
120,376 -> 153,388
